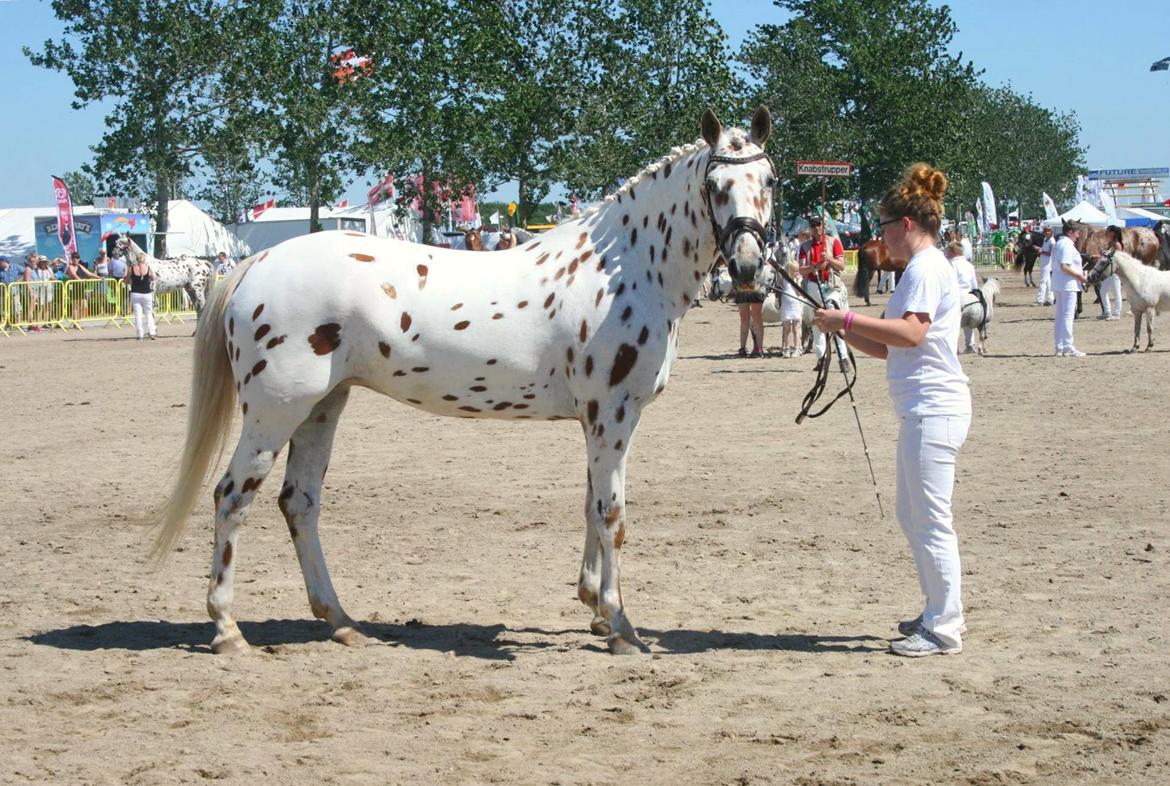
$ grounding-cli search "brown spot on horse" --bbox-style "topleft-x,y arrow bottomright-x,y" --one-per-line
308,323 -> 342,355
349,253 -> 375,262
609,344 -> 638,387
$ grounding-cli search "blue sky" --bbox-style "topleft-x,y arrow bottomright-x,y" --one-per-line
1,0 -> 1167,209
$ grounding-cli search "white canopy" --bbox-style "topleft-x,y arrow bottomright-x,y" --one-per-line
1043,200 -> 1114,229
165,200 -> 251,259
0,208 -> 43,262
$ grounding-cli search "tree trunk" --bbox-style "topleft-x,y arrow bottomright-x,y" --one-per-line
420,163 -> 433,245
518,173 -> 528,228
154,174 -> 170,259
309,159 -> 322,233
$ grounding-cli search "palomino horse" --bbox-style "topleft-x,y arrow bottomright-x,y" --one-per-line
852,238 -> 907,305
1079,226 -> 1159,266
153,106 -> 777,655
113,236 -> 214,318
462,227 -> 485,251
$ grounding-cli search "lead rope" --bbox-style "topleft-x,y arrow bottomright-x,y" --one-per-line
763,250 -> 885,518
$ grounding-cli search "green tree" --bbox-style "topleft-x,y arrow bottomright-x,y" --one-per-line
556,0 -> 744,199
26,1 -> 255,256
742,0 -> 980,217
60,168 -> 97,206
235,0 -> 375,232
357,1 -> 504,242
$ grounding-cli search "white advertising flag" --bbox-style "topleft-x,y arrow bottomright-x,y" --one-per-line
980,182 -> 997,228
1042,192 -> 1059,220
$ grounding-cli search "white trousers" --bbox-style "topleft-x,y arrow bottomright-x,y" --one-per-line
1035,261 -> 1053,304
130,292 -> 157,339
803,278 -> 827,357
877,270 -> 895,293
1053,290 -> 1077,353
896,414 -> 970,648
1100,273 -> 1122,318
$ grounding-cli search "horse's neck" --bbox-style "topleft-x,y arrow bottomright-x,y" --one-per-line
587,150 -> 717,317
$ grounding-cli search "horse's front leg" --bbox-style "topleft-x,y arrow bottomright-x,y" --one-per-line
577,478 -> 610,637
1146,309 -> 1155,351
1129,311 -> 1142,353
582,404 -> 647,655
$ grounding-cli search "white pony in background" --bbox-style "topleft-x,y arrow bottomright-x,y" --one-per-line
1087,250 -> 1170,352
959,277 -> 1000,354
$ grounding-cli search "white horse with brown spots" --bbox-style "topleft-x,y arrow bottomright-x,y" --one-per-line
114,235 -> 214,318
153,107 -> 778,655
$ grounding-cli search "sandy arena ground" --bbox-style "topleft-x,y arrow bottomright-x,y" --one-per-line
1,269 -> 1167,785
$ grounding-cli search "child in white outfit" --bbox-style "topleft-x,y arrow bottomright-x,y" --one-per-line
779,260 -> 804,358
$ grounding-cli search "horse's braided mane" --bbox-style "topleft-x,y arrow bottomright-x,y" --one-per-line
579,139 -> 708,219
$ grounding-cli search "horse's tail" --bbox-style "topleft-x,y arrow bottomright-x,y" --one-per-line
150,254 -> 258,563
853,247 -> 872,299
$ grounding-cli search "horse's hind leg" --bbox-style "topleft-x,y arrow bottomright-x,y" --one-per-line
207,416 -> 303,653
277,386 -> 364,645
1146,310 -> 1155,351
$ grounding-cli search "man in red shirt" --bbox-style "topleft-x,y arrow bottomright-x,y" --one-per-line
798,214 -> 846,363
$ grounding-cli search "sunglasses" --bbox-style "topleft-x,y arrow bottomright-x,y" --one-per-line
878,216 -> 904,228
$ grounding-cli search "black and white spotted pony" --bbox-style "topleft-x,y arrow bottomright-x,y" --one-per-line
113,236 -> 214,318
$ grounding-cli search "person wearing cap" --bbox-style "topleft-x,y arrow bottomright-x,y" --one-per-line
0,256 -> 17,286
1052,220 -> 1088,356
798,214 -> 845,364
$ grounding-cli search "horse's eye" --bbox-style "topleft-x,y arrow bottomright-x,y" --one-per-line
764,175 -> 776,189
706,177 -> 718,192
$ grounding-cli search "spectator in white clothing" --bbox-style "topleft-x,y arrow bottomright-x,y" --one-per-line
1052,221 -> 1088,356
1035,226 -> 1054,305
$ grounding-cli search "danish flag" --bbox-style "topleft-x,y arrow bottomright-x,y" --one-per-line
252,198 -> 275,220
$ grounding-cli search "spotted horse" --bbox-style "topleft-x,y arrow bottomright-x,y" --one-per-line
153,106 -> 778,655
114,235 -> 215,319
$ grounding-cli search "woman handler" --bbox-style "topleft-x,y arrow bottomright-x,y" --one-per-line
812,164 -> 972,657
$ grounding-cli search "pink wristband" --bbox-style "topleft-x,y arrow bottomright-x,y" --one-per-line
843,310 -> 855,332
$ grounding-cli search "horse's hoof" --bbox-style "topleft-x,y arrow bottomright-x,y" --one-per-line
590,615 -> 612,637
210,633 -> 250,655
607,633 -> 647,656
332,625 -> 368,647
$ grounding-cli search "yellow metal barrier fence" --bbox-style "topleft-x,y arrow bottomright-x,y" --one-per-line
153,286 -> 197,324
63,278 -> 124,329
0,283 -> 7,336
5,279 -> 66,334
843,249 -> 858,269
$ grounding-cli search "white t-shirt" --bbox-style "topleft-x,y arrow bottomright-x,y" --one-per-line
1040,236 -> 1054,263
949,255 -> 978,291
885,246 -> 971,418
960,237 -> 973,262
1050,236 -> 1082,292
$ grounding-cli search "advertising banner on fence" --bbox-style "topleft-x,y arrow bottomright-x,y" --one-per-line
51,175 -> 78,260
796,160 -> 852,177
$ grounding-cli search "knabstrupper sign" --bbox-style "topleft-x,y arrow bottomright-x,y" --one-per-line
796,160 -> 852,177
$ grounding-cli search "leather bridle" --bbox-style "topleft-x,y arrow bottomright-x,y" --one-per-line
702,149 -> 776,278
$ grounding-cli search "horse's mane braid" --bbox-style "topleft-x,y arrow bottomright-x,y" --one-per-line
580,139 -> 707,218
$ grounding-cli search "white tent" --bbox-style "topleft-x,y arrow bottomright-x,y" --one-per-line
165,200 -> 251,259
1043,200 -> 1114,229
229,201 -> 423,254
0,208 -> 43,262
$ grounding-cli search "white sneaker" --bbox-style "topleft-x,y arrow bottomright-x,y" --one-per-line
891,629 -> 962,657
1065,349 -> 1086,357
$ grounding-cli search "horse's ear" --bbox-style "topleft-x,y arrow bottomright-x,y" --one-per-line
749,105 -> 771,146
701,109 -> 722,148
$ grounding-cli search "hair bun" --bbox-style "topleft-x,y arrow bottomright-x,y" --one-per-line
906,163 -> 947,201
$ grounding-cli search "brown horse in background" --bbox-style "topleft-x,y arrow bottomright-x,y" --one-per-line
495,227 -> 516,250
462,228 -> 485,251
853,238 -> 908,305
1079,226 -> 1159,265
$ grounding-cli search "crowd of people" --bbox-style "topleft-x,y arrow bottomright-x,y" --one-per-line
0,248 -> 234,339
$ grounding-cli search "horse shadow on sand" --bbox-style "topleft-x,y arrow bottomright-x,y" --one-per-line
26,619 -> 885,659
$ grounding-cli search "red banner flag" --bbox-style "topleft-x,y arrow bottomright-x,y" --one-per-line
51,175 -> 78,259
252,198 -> 275,220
